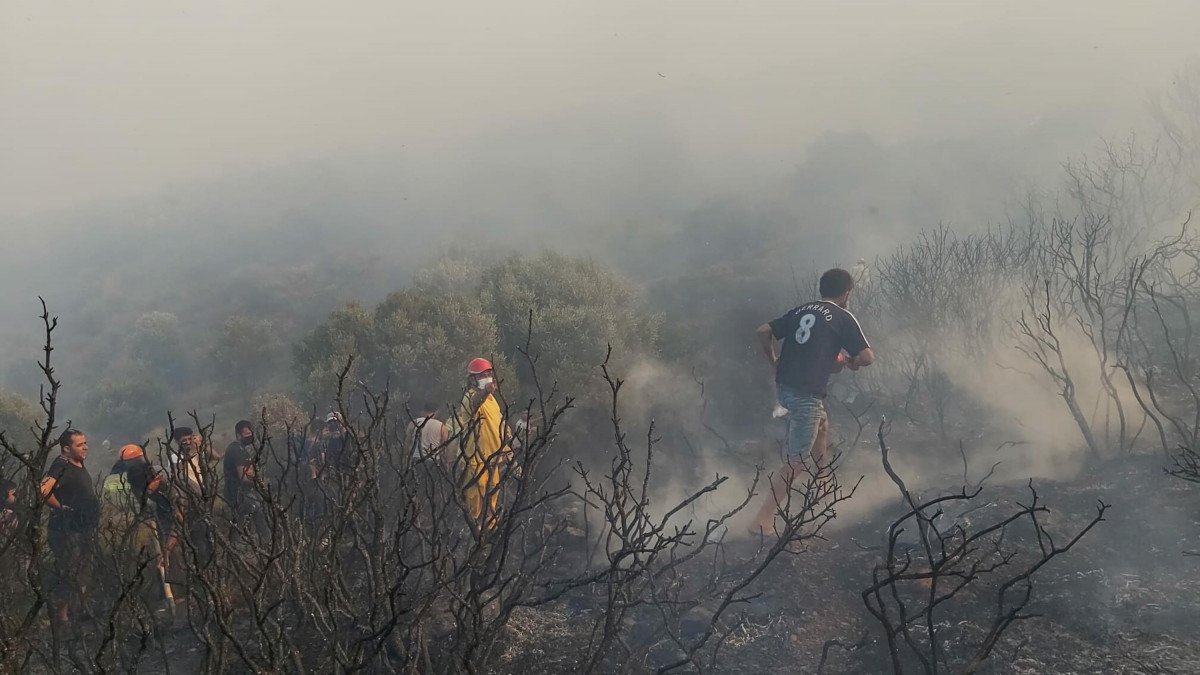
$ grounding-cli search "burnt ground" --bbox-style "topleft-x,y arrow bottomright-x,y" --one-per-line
22,448 -> 1200,673
496,451 -> 1200,674
773,452 -> 1200,674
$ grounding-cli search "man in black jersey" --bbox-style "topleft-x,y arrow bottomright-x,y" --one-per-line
752,268 -> 875,532
40,429 -> 100,627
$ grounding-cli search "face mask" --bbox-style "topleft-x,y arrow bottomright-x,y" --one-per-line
476,376 -> 494,390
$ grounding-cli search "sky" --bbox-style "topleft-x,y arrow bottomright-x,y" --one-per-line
3,0 -> 1199,220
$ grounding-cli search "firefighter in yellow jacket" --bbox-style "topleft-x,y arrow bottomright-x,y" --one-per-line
453,358 -> 512,530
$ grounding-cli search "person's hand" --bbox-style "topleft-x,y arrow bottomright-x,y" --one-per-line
836,352 -> 861,372
468,388 -> 488,411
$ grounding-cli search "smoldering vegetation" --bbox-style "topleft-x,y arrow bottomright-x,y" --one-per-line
2,65 -> 1200,674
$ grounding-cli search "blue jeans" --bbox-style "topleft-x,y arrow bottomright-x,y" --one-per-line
777,384 -> 826,459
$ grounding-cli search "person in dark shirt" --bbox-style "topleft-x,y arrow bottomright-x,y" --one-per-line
317,412 -> 354,474
297,419 -> 323,473
752,268 -> 875,532
100,444 -> 176,605
124,458 -> 173,523
223,420 -> 256,517
39,428 -> 100,627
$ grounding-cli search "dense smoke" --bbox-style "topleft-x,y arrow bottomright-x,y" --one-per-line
3,3 -> 1200,672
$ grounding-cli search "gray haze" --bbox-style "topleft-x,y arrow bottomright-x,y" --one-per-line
1,0 -> 1199,411
3,1 -> 1197,218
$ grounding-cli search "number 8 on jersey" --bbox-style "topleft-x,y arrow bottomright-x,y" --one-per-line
794,313 -> 816,344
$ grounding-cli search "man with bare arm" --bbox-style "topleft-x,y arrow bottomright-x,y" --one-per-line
752,268 -> 875,532
40,429 -> 100,628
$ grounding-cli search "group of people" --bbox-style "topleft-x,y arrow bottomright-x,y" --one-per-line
15,267 -> 870,629
17,357 -> 515,629
29,424 -> 253,627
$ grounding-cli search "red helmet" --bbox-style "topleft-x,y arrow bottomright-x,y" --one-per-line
467,357 -> 493,375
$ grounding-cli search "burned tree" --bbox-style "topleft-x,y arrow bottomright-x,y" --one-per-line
0,300 -> 66,671
1103,221 -> 1200,483
570,353 -> 859,673
869,224 -> 1036,440
1015,278 -> 1105,459
861,419 -> 1109,674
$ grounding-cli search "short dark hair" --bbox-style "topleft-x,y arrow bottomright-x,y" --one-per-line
421,401 -> 438,415
57,429 -> 84,449
819,268 -> 855,298
172,427 -> 195,442
235,420 -> 254,435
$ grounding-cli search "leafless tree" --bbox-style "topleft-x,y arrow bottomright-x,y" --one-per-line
1015,278 -> 1104,459
1019,121 -> 1198,460
570,353 -> 859,673
870,225 -> 1037,438
861,419 -> 1109,674
1107,221 -> 1200,482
